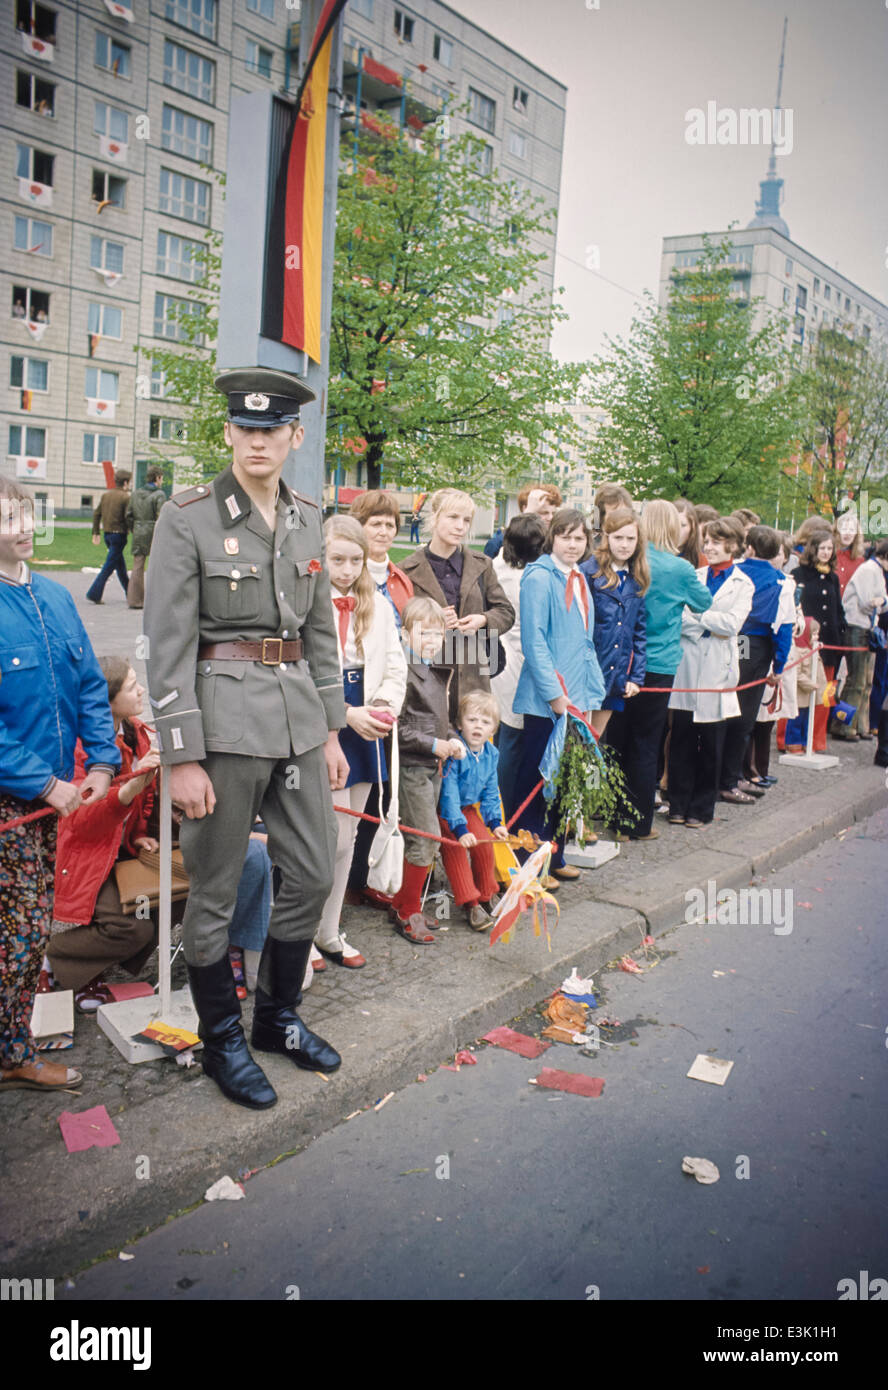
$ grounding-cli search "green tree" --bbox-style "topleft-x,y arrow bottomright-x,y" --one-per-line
787,322 -> 888,525
137,174 -> 227,483
329,111 -> 587,494
585,234 -> 802,512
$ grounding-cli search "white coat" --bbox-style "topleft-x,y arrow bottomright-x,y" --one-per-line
334,590 -> 407,712
757,572 -> 799,724
490,553 -> 524,728
669,566 -> 754,723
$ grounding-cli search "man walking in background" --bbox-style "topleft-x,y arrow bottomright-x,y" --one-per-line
126,466 -> 166,610
86,469 -> 131,605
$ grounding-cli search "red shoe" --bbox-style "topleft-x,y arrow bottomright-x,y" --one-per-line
362,888 -> 393,911
319,935 -> 366,969
36,969 -> 55,995
390,911 -> 438,945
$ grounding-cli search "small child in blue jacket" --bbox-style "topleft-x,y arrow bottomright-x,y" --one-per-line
438,692 -> 511,931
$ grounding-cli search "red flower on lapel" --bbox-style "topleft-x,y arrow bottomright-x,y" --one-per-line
307,558 -> 322,574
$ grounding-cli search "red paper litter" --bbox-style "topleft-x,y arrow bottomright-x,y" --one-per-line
106,982 -> 154,1002
58,1104 -> 120,1153
532,1068 -> 605,1097
619,955 -> 643,975
454,1050 -> 477,1066
483,1026 -> 550,1059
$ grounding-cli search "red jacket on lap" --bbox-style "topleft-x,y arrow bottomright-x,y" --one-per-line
53,720 -> 154,925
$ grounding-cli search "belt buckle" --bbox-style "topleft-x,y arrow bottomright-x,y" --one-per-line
346,668 -> 361,684
261,637 -> 284,666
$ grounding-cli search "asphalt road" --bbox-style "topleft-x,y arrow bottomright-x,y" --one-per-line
61,806 -> 888,1303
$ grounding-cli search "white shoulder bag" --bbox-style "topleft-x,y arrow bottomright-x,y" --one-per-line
366,725 -> 404,896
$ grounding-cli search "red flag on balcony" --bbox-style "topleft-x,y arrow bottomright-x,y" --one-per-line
21,389 -> 33,412
262,0 -> 348,363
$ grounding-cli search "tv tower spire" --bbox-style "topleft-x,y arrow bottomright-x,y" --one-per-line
746,17 -> 790,239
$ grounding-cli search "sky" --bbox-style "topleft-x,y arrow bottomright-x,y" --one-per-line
456,0 -> 888,365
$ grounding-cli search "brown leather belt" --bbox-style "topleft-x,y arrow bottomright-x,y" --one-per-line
198,638 -> 304,666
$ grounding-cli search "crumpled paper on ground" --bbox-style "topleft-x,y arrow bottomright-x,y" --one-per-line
541,993 -> 588,1044
682,1156 -> 720,1185
204,1175 -> 245,1201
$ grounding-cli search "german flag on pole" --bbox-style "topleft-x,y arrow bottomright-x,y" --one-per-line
262,0 -> 348,363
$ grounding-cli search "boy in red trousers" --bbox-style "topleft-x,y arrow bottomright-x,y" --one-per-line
438,692 -> 510,931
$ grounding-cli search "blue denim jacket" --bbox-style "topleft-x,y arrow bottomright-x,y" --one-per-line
0,569 -> 120,800
513,555 -> 606,717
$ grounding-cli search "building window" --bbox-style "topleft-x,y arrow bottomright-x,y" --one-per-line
508,130 -> 526,159
796,285 -> 807,311
844,296 -> 850,311
784,257 -> 793,276
14,216 -> 53,258
863,324 -> 871,343
80,495 -> 93,508
90,235 -> 125,275
161,105 -> 213,163
823,284 -> 831,302
154,291 -> 202,342
16,1 -> 56,42
466,142 -> 492,177
432,34 -> 452,67
159,167 -> 210,224
12,285 -> 49,323
165,0 -> 215,40
782,286 -> 790,305
468,87 -> 495,134
92,169 -> 127,208
10,355 -> 49,391
94,101 -> 129,143
245,40 -> 273,79
149,416 -> 187,441
16,143 -> 54,186
85,367 -> 119,402
163,40 -> 215,103
150,367 -> 169,398
394,9 -> 414,42
793,315 -> 804,344
246,0 -> 273,16
82,432 -> 116,464
813,277 -> 820,296
95,31 -> 131,78
351,0 -> 373,16
156,230 -> 203,281
88,301 -> 123,338
9,424 -> 47,459
15,70 -> 55,116
513,86 -> 528,113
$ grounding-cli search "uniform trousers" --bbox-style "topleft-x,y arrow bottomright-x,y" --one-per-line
48,873 -> 165,990
178,746 -> 336,992
127,553 -> 147,609
0,796 -> 56,1070
667,712 -> 726,824
604,672 -> 674,837
316,781 -> 371,951
720,636 -> 773,790
438,805 -> 499,906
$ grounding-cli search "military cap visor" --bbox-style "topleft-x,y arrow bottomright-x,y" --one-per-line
214,368 -> 316,429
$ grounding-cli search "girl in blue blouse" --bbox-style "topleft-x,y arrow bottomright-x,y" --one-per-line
580,504 -> 649,739
510,509 -> 606,880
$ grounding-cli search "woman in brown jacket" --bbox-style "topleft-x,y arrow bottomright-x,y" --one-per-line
399,488 -> 515,720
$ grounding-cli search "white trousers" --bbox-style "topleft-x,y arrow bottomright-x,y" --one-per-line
314,781 -> 372,951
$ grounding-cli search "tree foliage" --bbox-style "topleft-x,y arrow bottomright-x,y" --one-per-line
329,111 -> 587,493
584,234 -> 803,513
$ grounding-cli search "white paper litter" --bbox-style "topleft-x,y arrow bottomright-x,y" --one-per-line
204,1175 -> 245,1201
118,1251 -> 135,1261
681,1156 -> 720,1184
560,968 -> 596,997
687,1054 -> 734,1086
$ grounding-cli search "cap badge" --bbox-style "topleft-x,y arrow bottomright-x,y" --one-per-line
224,537 -> 240,555
245,393 -> 270,411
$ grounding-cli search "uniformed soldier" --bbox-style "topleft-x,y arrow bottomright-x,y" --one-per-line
143,368 -> 349,1110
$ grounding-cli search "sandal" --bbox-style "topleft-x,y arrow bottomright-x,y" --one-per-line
1,1059 -> 82,1090
719,790 -> 755,805
75,978 -> 114,1013
392,912 -> 438,945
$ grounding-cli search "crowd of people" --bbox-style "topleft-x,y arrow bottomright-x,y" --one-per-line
2,469 -> 887,1096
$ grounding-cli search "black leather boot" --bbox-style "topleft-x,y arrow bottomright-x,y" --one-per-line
875,709 -> 888,768
187,957 -> 277,1110
251,937 -> 341,1073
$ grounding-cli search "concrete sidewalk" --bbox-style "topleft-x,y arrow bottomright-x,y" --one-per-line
2,571 -> 886,1280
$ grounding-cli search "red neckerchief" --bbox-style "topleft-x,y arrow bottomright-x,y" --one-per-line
332,593 -> 356,657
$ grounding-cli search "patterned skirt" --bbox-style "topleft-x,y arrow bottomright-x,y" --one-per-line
0,794 -> 57,1069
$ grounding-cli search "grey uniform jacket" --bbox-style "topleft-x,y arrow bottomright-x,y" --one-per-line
143,466 -> 346,765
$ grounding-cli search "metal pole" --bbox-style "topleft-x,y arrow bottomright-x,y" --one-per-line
158,767 -> 172,1017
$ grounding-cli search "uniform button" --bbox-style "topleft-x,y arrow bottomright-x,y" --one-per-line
279,663 -> 288,671
251,566 -> 257,573
276,550 -> 281,558
12,657 -> 20,666
231,569 -> 241,579
230,582 -> 238,591
280,591 -> 285,599
282,630 -> 289,638
204,663 -> 212,673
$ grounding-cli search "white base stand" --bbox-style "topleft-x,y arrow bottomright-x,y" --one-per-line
778,752 -> 839,770
562,838 -> 621,868
96,988 -> 200,1064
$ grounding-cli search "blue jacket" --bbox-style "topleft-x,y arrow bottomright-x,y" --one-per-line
0,569 -> 120,800
738,557 -> 793,674
579,561 -> 647,695
644,545 -> 714,675
513,555 -> 606,717
439,739 -> 503,838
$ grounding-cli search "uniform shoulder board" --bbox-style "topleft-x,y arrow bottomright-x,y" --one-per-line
291,490 -> 319,510
170,484 -> 213,508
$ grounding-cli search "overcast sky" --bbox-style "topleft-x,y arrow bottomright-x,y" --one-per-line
456,0 -> 888,365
